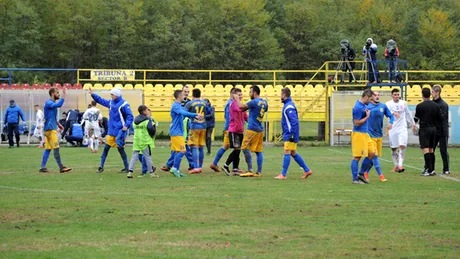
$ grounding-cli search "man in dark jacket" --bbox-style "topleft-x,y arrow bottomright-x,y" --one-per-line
415,88 -> 442,176
4,100 -> 26,148
204,99 -> 215,155
62,108 -> 79,138
430,85 -> 450,175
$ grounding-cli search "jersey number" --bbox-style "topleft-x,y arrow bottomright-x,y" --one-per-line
257,102 -> 266,122
195,106 -> 205,122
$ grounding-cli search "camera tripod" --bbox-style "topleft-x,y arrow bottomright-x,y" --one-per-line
334,55 -> 356,83
360,49 -> 379,83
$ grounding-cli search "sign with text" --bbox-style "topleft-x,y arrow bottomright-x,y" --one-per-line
90,70 -> 135,81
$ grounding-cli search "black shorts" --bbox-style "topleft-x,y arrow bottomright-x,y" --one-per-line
419,127 -> 436,149
229,132 -> 243,149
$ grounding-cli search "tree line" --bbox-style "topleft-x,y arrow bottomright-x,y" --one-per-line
0,0 -> 458,83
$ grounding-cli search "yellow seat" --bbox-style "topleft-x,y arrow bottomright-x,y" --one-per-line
144,83 -> 154,89
422,84 -> 431,89
94,83 -> 103,89
134,84 -> 143,89
175,84 -> 184,90
83,83 -> 92,90
124,84 -> 133,89
104,83 -> 113,88
235,84 -> 244,90
114,83 -> 123,89
224,84 -> 233,91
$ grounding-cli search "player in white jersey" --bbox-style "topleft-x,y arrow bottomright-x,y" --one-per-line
385,88 -> 416,172
33,104 -> 45,148
82,101 -> 103,153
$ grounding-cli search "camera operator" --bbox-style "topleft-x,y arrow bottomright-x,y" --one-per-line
385,39 -> 400,83
362,38 -> 380,84
340,39 -> 356,83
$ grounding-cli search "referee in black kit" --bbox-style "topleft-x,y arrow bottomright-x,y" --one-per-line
414,88 -> 442,176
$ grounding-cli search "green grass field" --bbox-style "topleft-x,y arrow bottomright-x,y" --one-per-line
0,145 -> 459,258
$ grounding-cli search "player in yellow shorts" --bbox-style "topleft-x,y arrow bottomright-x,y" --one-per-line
39,88 -> 71,173
350,89 -> 376,184
274,88 -> 312,180
210,88 -> 236,172
235,85 -> 268,177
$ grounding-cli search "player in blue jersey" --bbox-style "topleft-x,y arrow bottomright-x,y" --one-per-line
350,89 -> 376,184
39,88 -> 72,173
237,85 -> 268,177
169,90 -> 202,177
274,88 -> 312,180
359,91 -> 394,182
210,88 -> 236,172
185,89 -> 209,174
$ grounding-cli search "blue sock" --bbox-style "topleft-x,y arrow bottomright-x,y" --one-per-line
166,151 -> 175,168
243,149 -> 253,172
100,144 -> 111,168
198,147 -> 204,168
372,156 -> 382,175
360,157 -> 372,175
281,154 -> 291,176
191,146 -> 198,168
53,148 -> 63,168
351,159 -> 359,181
41,149 -> 51,168
117,147 -> 129,169
186,145 -> 195,169
173,152 -> 185,170
256,152 -> 263,173
293,154 -> 310,172
213,148 -> 226,166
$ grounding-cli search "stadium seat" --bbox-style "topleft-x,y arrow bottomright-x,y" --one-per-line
144,84 -> 154,90
42,83 -> 51,89
53,83 -> 62,89
73,83 -> 82,89
83,83 -> 92,90
0,83 -> 9,89
175,84 -> 184,89
224,84 -> 233,91
114,83 -> 123,89
124,84 -> 133,89
422,84 -> 431,89
235,84 -> 244,90
11,83 -> 20,89
134,84 -> 143,89
32,83 -> 41,89
93,83 -> 103,89
21,83 -> 30,89
104,83 -> 113,88
63,83 -> 72,89
195,84 -> 204,90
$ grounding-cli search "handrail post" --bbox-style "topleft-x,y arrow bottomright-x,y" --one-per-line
209,71 -> 212,85
143,70 -> 146,85
77,69 -> 80,84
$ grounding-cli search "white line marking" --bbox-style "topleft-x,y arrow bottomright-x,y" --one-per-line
328,148 -> 460,182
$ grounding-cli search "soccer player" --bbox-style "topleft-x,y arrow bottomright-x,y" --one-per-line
39,88 -> 71,173
359,91 -> 394,182
210,88 -> 235,172
237,85 -> 268,177
89,87 -> 134,173
274,88 -> 312,180
222,88 -> 248,176
127,105 -> 158,179
350,89 -> 375,184
185,89 -> 209,174
415,88 -> 442,176
81,100 -> 103,153
386,88 -> 416,173
33,104 -> 45,148
161,85 -> 195,172
4,99 -> 25,148
169,90 -> 202,177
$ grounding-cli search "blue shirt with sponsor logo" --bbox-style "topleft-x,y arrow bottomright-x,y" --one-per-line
247,97 -> 268,132
352,100 -> 368,133
367,102 -> 394,138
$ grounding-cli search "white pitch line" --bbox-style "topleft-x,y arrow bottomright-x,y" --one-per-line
328,148 -> 460,182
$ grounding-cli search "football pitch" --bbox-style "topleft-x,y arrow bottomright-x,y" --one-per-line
0,145 -> 459,258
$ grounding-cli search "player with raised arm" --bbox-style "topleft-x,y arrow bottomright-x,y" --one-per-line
237,85 -> 268,177
350,89 -> 375,184
185,89 -> 209,174
359,91 -> 394,182
169,90 -> 202,177
274,88 -> 312,180
39,88 -> 72,173
81,100 -> 103,153
385,88 -> 416,173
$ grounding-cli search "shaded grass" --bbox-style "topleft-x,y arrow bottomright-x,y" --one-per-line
0,146 -> 459,258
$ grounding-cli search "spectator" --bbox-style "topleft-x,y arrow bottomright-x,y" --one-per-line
204,98 -> 215,155
384,39 -> 400,83
62,108 -> 79,137
65,122 -> 84,147
362,38 -> 380,84
58,112 -> 67,141
3,99 -> 25,148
